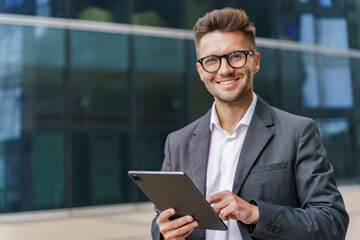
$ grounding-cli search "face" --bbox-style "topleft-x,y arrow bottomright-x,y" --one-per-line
196,31 -> 260,105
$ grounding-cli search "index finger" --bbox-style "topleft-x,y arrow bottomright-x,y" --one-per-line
158,208 -> 176,223
206,191 -> 228,204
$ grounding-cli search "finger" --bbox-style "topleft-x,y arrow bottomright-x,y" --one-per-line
157,208 -> 175,224
210,192 -> 238,216
213,200 -> 230,215
218,206 -> 233,220
206,190 -> 231,204
206,193 -> 222,204
211,195 -> 233,214
217,199 -> 259,224
163,220 -> 199,240
169,215 -> 195,230
159,215 -> 195,237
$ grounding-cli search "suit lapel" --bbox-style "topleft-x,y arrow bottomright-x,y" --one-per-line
189,111 -> 211,196
232,97 -> 275,195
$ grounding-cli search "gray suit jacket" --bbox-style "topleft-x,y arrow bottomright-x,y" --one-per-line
151,96 -> 349,240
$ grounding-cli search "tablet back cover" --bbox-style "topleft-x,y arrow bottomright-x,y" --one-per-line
128,171 -> 227,231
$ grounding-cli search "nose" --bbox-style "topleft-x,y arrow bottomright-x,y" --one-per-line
217,57 -> 234,75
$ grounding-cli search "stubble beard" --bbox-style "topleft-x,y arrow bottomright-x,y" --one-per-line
206,72 -> 253,105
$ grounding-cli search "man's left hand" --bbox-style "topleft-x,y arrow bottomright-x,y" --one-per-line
206,190 -> 259,225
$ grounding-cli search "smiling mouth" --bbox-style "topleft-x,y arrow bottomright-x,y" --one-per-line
218,78 -> 239,85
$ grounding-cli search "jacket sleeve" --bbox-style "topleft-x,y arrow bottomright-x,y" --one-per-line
151,208 -> 162,240
151,134 -> 172,240
248,120 -> 349,239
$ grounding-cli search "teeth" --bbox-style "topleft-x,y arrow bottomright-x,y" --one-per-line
219,80 -> 236,85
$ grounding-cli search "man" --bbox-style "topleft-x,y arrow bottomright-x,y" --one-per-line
151,7 -> 349,240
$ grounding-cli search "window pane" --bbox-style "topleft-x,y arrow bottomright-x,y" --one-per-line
254,47 -> 281,108
188,0 -> 278,38
185,0 -> 233,30
318,54 -> 353,109
132,0 -> 183,28
70,0 -> 128,23
317,118 -> 357,182
70,30 -> 130,206
277,49 -> 354,113
134,36 -> 186,172
0,24 -> 65,212
189,40 -> 213,120
350,57 -> 360,117
279,50 -> 316,111
348,0 -> 360,49
0,0 -> 65,18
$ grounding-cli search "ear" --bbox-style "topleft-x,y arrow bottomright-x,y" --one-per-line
196,62 -> 205,82
253,52 -> 260,74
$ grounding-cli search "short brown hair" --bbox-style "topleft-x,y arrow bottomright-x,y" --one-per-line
193,8 -> 256,52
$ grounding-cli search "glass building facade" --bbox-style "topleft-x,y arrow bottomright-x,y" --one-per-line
0,0 -> 360,213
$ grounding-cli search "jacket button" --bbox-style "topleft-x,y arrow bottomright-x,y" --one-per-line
266,224 -> 274,231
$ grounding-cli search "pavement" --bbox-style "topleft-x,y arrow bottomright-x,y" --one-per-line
0,185 -> 359,240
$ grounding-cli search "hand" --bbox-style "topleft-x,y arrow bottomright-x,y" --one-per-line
206,190 -> 259,225
156,208 -> 199,240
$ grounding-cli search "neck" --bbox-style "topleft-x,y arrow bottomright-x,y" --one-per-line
215,93 -> 253,135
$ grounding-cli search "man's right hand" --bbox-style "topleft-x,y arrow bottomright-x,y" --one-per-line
156,208 -> 199,240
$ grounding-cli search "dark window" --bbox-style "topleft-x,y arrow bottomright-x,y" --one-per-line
132,0 -> 184,28
70,0 -> 128,23
70,31 -> 131,206
134,36 -> 187,171
0,25 -> 65,212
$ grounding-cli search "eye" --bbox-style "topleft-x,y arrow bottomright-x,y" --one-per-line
203,56 -> 218,65
229,52 -> 244,61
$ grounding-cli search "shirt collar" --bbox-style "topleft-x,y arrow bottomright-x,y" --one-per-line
210,93 -> 258,133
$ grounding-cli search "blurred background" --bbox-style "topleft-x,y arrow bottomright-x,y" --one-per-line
0,0 -> 360,217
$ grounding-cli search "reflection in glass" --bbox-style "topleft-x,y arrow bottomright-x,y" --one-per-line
132,0 -> 183,28
318,17 -> 348,48
189,40 -> 213,120
301,53 -> 320,108
351,58 -> 360,116
254,47 -> 281,108
301,53 -> 353,109
299,13 -> 315,44
70,31 -> 130,206
70,0 -> 128,23
0,24 -> 65,212
348,0 -> 360,49
317,118 -> 356,181
134,36 -> 186,171
320,55 -> 353,109
0,0 -> 65,17
318,0 -> 333,8
0,87 -> 21,141
186,0 -> 226,29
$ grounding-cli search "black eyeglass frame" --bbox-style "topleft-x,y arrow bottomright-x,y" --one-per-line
197,50 -> 255,73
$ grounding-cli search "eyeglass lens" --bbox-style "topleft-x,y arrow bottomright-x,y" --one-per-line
201,51 -> 248,72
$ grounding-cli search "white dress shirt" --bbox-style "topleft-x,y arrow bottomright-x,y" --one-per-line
205,93 -> 257,240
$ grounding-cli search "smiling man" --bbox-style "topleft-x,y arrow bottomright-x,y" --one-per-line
151,8 -> 348,240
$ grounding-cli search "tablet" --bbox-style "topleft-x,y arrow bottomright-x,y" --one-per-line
128,171 -> 227,231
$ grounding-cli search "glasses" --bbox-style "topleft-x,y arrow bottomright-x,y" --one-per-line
197,50 -> 254,73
